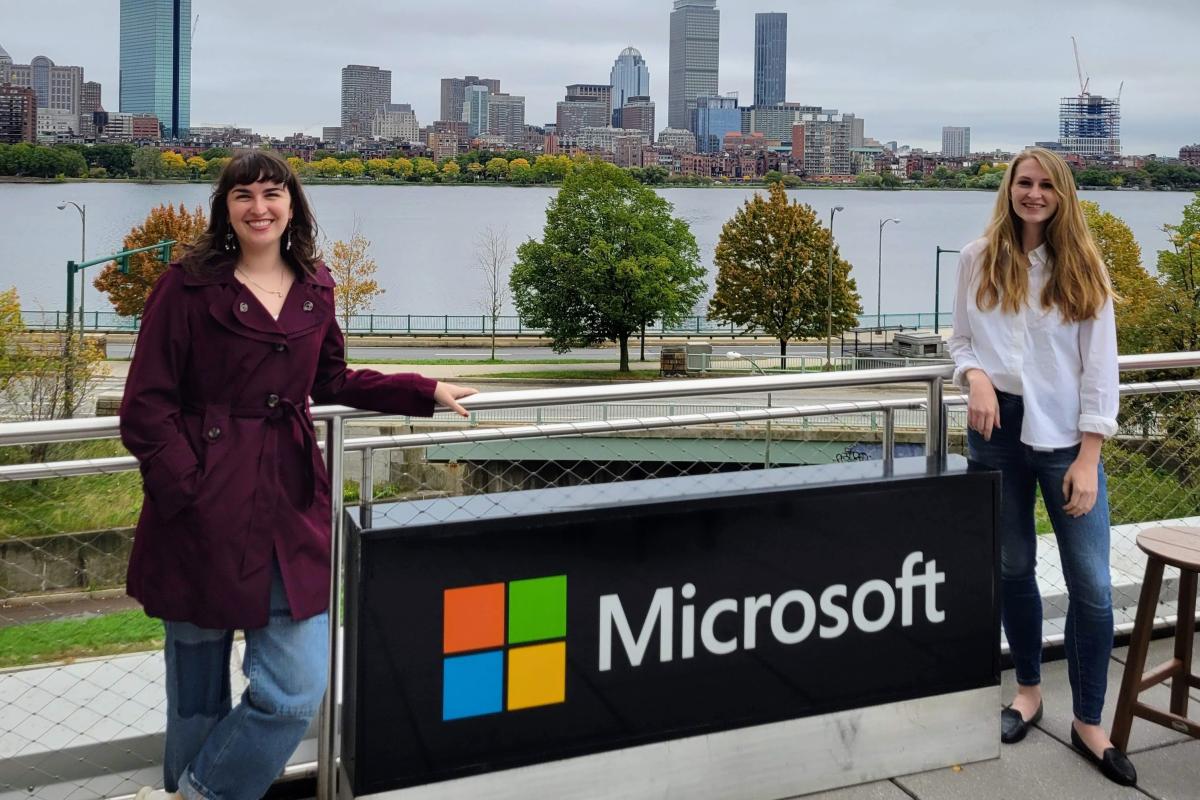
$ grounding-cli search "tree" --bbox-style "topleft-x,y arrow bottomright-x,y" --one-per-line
393,157 -> 414,179
326,229 -> 384,329
441,160 -> 461,178
414,158 -> 438,179
84,144 -> 134,177
707,182 -> 862,364
93,204 -> 208,316
341,158 -> 365,178
1080,200 -> 1162,355
132,146 -> 164,181
485,157 -> 510,180
1154,192 -> 1200,353
476,227 -> 512,361
186,156 -> 208,179
160,150 -> 187,177
0,287 -> 108,423
510,160 -> 705,371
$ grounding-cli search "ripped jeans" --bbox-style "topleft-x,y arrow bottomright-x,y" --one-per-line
162,561 -> 328,800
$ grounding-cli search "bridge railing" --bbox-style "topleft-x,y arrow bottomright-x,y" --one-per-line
19,310 -> 956,337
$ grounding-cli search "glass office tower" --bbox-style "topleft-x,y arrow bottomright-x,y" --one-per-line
120,0 -> 191,138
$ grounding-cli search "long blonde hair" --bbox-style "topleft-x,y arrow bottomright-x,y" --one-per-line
976,147 -> 1111,321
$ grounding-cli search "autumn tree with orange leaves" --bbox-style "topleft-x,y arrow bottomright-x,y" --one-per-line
93,203 -> 208,317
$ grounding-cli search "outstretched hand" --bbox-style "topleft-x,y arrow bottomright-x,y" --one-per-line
433,382 -> 478,417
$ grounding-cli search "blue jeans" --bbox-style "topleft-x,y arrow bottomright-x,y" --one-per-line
968,391 -> 1114,725
162,561 -> 328,800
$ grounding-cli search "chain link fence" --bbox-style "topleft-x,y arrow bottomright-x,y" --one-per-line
0,363 -> 1196,798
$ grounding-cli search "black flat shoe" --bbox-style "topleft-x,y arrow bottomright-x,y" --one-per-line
1000,700 -> 1043,744
1070,726 -> 1137,786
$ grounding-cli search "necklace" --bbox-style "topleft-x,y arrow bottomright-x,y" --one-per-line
236,267 -> 285,299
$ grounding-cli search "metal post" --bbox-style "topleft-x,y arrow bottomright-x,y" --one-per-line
934,246 -> 960,335
877,218 -> 899,326
359,446 -> 374,530
825,206 -> 844,369
319,416 -> 345,800
925,377 -> 943,471
882,407 -> 895,475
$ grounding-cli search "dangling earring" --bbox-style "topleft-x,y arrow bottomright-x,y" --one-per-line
286,227 -> 292,251
224,230 -> 236,251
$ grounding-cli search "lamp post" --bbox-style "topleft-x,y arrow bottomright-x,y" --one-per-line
934,246 -> 960,334
57,201 -> 86,329
825,205 -> 845,369
728,351 -> 771,467
876,217 -> 900,327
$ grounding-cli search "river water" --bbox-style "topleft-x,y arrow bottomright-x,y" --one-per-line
0,183 -> 1193,318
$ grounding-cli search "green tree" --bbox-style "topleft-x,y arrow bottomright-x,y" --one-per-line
707,182 -> 862,363
1155,192 -> 1200,353
132,146 -> 164,181
84,144 -> 135,177
510,160 -> 705,371
1081,200 -> 1162,355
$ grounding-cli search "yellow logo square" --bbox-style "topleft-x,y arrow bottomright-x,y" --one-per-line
506,641 -> 566,711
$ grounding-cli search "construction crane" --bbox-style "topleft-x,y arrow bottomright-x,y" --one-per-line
1071,36 -> 1090,96
191,14 -> 199,41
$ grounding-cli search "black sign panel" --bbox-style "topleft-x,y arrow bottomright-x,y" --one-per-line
342,456 -> 999,795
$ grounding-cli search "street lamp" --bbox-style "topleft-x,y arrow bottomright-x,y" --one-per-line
934,246 -> 960,334
876,218 -> 900,326
825,205 -> 845,369
728,351 -> 771,467
57,201 -> 86,329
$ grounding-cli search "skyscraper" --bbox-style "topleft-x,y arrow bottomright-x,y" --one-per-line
610,47 -> 650,127
941,126 -> 970,158
668,0 -> 720,132
488,93 -> 526,145
753,13 -> 786,108
119,0 -> 191,138
462,85 -> 490,138
341,64 -> 392,139
693,94 -> 739,153
439,76 -> 500,123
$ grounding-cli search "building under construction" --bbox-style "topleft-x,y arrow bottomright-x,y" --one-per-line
1058,37 -> 1121,158
1059,94 -> 1120,157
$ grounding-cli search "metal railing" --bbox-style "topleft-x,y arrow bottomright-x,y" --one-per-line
20,310 -> 956,337
0,353 -> 1197,800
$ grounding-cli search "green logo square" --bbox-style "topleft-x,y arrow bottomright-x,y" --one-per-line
507,575 -> 567,644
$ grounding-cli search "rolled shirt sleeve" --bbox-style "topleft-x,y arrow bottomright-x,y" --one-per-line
1077,296 -> 1120,438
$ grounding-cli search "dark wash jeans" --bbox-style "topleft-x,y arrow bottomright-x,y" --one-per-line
967,391 -> 1114,725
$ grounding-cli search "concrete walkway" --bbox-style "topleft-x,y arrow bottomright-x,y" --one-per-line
797,633 -> 1200,800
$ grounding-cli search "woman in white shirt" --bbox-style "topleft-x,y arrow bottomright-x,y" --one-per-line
948,147 -> 1135,786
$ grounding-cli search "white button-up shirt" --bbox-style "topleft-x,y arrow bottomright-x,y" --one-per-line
947,237 -> 1119,449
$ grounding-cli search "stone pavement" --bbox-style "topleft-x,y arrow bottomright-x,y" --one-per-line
796,633 -> 1200,800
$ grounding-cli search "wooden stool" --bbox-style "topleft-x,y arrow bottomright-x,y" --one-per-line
1111,526 -> 1200,750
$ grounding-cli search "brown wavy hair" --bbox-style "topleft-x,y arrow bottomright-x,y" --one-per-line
976,147 -> 1112,321
180,149 -> 321,278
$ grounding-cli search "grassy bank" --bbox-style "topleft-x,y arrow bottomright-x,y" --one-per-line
0,609 -> 163,668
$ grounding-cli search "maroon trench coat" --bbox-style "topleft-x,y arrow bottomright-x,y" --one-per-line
120,262 -> 436,629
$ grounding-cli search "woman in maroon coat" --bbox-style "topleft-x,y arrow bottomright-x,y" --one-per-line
123,150 -> 475,800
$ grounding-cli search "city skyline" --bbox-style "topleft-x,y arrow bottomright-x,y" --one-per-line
3,0 -> 1197,154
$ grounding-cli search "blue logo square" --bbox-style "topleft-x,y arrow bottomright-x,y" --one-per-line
442,651 -> 504,720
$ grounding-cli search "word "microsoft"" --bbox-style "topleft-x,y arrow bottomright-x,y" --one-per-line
599,551 -> 945,671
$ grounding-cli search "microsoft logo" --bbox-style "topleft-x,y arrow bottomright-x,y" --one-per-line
442,574 -> 567,721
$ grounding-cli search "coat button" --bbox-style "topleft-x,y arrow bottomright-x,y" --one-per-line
273,343 -> 286,352
206,426 -> 221,441
239,302 -> 248,312
303,300 -> 314,312
266,393 -> 280,408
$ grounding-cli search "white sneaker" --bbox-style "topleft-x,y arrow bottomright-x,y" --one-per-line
134,789 -> 178,800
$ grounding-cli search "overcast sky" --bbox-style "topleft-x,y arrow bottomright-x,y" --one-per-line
5,0 -> 1198,154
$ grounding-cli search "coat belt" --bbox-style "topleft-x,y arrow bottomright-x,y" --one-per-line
185,400 -> 319,510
